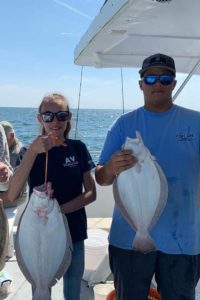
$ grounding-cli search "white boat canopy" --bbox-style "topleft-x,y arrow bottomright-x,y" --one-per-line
74,0 -> 200,75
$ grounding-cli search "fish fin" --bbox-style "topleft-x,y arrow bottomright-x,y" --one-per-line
133,230 -> 156,253
113,179 -> 137,230
136,131 -> 143,143
149,161 -> 168,230
15,239 -> 35,285
15,214 -> 35,285
32,287 -> 51,300
50,214 -> 72,286
150,155 -> 156,161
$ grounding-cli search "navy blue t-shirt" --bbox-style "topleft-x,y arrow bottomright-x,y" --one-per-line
19,139 -> 95,243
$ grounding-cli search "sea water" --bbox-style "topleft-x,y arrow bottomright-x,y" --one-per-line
0,107 -> 126,163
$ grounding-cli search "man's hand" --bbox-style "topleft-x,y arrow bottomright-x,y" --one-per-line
106,149 -> 137,177
95,150 -> 138,186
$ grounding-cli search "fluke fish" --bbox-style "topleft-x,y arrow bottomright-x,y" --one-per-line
113,132 -> 168,253
15,183 -> 72,300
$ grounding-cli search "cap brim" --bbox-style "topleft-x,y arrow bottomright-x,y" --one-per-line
139,66 -> 176,77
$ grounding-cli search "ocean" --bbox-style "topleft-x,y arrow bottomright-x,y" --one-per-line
0,107 -> 126,163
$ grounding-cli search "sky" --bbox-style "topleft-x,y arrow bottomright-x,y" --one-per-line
0,0 -> 200,110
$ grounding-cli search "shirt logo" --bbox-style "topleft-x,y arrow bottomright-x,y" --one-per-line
63,156 -> 79,167
176,127 -> 195,141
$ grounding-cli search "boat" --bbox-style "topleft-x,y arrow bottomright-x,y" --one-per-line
74,0 -> 200,217
73,0 -> 200,297
74,0 -> 200,100
3,1 -> 200,298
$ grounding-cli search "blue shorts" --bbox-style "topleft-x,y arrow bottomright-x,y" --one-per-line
109,245 -> 200,300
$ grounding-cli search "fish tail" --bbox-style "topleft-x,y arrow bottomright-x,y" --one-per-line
32,287 -> 51,300
133,230 -> 156,253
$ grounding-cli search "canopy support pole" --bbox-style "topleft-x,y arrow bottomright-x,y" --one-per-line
120,68 -> 125,113
173,58 -> 200,101
75,66 -> 83,139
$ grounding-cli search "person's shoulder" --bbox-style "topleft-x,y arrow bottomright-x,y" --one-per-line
117,107 -> 143,123
14,146 -> 27,166
176,105 -> 200,117
18,146 -> 27,156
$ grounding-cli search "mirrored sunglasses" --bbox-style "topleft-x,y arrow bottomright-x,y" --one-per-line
40,111 -> 71,122
143,74 -> 174,85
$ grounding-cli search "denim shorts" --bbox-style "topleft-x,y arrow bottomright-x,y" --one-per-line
109,245 -> 200,300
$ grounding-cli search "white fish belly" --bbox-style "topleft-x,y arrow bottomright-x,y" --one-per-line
117,159 -> 161,230
16,196 -> 71,289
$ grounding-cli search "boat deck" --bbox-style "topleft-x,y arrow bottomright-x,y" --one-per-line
2,217 -> 200,299
0,218 -> 112,300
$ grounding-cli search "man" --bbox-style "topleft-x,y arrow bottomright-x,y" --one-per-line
0,121 -> 23,168
95,53 -> 200,300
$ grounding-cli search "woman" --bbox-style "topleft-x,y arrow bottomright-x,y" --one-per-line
4,92 -> 96,300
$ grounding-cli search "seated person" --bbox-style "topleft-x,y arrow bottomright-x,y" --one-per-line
0,121 -> 26,208
0,124 -> 27,294
0,121 -> 23,168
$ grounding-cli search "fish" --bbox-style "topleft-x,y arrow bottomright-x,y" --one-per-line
15,182 -> 72,300
0,199 -> 9,270
113,131 -> 168,253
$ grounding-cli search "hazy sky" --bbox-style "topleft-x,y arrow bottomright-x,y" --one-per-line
0,0 -> 200,110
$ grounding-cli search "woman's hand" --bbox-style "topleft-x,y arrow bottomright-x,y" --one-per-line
29,133 -> 66,155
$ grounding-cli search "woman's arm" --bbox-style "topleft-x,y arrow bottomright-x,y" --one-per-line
60,171 -> 96,214
3,135 -> 57,202
3,146 -> 37,202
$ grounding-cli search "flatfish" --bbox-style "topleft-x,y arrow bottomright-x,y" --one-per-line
15,182 -> 72,300
113,131 -> 168,253
0,199 -> 8,270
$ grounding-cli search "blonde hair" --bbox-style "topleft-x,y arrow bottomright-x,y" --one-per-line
38,93 -> 71,138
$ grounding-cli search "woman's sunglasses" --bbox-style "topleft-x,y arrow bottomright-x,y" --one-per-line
142,74 -> 174,86
40,111 -> 71,122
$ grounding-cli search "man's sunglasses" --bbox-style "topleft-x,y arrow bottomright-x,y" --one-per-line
142,74 -> 174,86
40,111 -> 71,122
